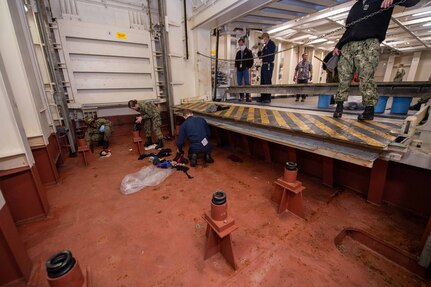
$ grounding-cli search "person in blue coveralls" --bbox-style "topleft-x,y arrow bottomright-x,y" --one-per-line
257,32 -> 276,103
177,110 -> 214,167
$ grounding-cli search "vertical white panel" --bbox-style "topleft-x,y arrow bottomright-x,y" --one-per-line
0,191 -> 5,209
194,27 -> 211,101
0,53 -> 35,170
383,55 -> 396,82
0,1 -> 43,141
0,69 -> 27,159
407,52 -> 421,82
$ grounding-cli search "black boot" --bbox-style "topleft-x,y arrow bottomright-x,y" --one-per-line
358,106 -> 374,121
144,137 -> 153,147
205,153 -> 214,163
190,153 -> 197,167
155,139 -> 163,149
333,102 -> 344,118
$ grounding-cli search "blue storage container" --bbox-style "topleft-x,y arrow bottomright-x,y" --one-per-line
390,97 -> 412,114
374,96 -> 389,113
317,95 -> 332,109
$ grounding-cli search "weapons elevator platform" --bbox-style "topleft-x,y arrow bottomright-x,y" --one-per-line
175,101 -> 405,168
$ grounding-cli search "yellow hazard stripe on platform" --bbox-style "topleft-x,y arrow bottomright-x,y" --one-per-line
346,119 -> 395,140
260,109 -> 270,125
234,106 -> 245,120
186,102 -> 203,110
367,121 -> 395,130
286,112 -> 315,134
247,107 -> 255,122
223,106 -> 236,118
197,102 -> 211,112
272,110 -> 289,128
303,114 -> 348,140
324,117 -> 385,147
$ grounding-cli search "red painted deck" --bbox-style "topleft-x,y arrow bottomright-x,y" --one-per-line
10,135 -> 429,287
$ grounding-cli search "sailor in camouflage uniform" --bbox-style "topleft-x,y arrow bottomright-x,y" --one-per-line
393,64 -> 405,82
128,99 -> 163,149
332,0 -> 419,121
85,117 -> 112,156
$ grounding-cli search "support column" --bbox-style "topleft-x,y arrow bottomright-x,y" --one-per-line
383,55 -> 396,82
287,147 -> 297,163
407,52 -> 421,82
420,215 -> 431,253
262,140 -> 271,162
367,159 -> 389,205
227,131 -> 235,151
322,157 -> 334,188
0,193 -> 32,286
241,135 -> 251,155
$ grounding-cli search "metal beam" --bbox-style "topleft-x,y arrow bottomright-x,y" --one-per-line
191,0 -> 275,29
269,2 -> 317,14
238,17 -> 283,25
250,10 -> 296,20
300,0 -> 338,7
268,1 -> 355,34
228,21 -> 271,30
391,17 -> 430,48
226,82 -> 431,98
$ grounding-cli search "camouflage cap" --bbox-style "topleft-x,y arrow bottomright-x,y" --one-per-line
85,117 -> 94,125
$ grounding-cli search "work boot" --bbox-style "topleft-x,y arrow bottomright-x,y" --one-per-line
190,153 -> 197,167
333,102 -> 344,118
144,137 -> 153,147
205,153 -> 214,163
358,106 -> 374,121
155,139 -> 163,149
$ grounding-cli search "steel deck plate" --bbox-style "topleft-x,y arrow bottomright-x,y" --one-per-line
177,102 -> 401,150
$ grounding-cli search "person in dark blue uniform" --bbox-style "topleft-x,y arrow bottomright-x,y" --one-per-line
235,38 -> 254,102
257,32 -> 276,103
177,110 -> 214,167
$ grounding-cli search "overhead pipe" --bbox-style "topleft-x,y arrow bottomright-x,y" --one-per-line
183,0 -> 189,59
34,0 -> 76,154
157,0 -> 175,135
212,28 -> 220,101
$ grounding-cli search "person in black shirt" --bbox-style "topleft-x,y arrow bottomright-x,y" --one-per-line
257,33 -> 276,103
333,0 -> 420,121
177,110 -> 214,167
235,38 -> 254,102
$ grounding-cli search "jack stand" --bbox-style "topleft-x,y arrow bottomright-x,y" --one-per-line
272,162 -> 306,219
46,250 -> 91,287
202,191 -> 239,270
77,139 -> 93,167
132,131 -> 144,155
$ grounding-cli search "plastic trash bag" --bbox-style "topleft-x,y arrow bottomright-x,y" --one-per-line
120,165 -> 173,195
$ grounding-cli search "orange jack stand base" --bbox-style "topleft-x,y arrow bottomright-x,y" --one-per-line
133,137 -> 144,155
202,212 -> 239,270
77,146 -> 94,167
272,178 -> 306,219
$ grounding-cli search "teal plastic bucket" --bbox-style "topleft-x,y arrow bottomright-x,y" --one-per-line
374,96 -> 389,113
318,95 -> 332,108
391,97 -> 412,114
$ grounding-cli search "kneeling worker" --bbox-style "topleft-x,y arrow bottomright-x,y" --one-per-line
128,99 -> 163,149
85,117 -> 112,156
177,110 -> 214,167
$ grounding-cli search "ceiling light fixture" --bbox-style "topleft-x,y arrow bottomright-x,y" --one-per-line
413,11 -> 431,17
268,6 -> 352,34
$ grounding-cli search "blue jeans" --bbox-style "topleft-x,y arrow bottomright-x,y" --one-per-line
237,68 -> 250,100
260,63 -> 274,102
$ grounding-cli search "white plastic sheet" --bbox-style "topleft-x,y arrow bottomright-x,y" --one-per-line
120,165 -> 173,195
